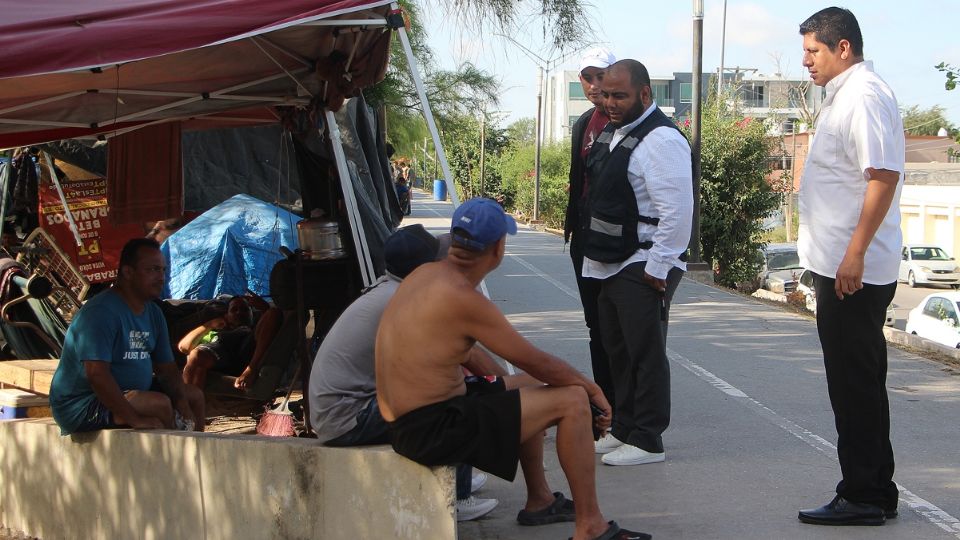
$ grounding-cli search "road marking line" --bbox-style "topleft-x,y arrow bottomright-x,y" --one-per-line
669,348 -> 960,538
507,254 -> 580,301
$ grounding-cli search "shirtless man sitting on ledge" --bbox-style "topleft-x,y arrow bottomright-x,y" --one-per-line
375,197 -> 651,540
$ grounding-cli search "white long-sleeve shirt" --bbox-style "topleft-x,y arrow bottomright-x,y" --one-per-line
582,102 -> 693,280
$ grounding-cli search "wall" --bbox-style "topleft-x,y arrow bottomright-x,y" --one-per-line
0,419 -> 456,540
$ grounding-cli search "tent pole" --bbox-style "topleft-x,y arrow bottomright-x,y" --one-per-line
324,108 -> 375,287
0,149 -> 11,241
391,2 -> 460,207
41,151 -> 83,247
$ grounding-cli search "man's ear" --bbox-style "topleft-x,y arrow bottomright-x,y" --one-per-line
838,38 -> 851,60
641,85 -> 653,106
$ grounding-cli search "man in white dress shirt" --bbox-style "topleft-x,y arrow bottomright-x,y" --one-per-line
584,59 -> 693,466
794,7 -> 904,526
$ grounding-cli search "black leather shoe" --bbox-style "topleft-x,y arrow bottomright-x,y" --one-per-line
798,496 -> 886,526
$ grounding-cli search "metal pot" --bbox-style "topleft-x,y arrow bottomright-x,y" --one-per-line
297,219 -> 347,260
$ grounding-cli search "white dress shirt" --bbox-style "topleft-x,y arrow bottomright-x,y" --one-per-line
798,61 -> 904,284
582,102 -> 693,280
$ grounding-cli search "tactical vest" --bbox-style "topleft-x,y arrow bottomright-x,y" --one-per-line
582,107 -> 682,263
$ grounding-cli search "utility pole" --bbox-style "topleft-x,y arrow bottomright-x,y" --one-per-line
493,34 -> 589,221
718,0 -> 727,95
479,109 -> 486,198
534,67 -> 543,221
688,0 -> 707,268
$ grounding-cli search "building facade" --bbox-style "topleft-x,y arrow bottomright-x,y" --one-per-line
543,70 -> 822,142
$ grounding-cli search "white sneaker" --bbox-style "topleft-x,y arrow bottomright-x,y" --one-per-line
470,471 -> 488,494
601,444 -> 665,466
456,496 -> 499,521
594,433 -> 624,454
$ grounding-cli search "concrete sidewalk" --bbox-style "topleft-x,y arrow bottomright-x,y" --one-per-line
403,190 -> 960,540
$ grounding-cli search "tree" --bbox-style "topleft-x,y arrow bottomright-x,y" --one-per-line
936,62 -> 959,91
505,118 -> 536,147
436,0 -> 593,50
680,97 -> 785,289
493,138 -> 570,227
901,104 -> 956,137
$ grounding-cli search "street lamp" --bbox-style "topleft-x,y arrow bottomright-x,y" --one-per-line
495,33 -> 589,221
688,0 -> 708,268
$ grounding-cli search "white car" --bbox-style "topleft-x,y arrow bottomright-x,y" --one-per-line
797,269 -> 896,326
905,292 -> 960,349
899,244 -> 960,288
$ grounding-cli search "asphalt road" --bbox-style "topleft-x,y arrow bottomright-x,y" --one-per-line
405,191 -> 960,540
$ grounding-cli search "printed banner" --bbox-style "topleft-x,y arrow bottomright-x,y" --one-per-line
39,173 -> 143,284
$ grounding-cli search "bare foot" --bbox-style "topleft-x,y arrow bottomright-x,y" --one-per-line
234,366 -> 258,389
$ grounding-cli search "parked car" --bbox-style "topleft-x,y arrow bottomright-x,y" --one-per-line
796,268 -> 896,326
905,292 -> 960,348
898,244 -> 960,288
760,243 -> 802,294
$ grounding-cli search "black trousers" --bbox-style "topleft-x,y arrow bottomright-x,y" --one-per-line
812,273 -> 898,509
570,234 -> 614,408
598,261 -> 683,453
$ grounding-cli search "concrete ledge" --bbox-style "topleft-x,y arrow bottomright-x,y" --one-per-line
0,419 -> 455,540
884,326 -> 960,361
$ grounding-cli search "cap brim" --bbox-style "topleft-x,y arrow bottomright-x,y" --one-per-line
580,60 -> 610,72
504,214 -> 517,235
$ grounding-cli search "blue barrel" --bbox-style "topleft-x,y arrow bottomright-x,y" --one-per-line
433,179 -> 447,201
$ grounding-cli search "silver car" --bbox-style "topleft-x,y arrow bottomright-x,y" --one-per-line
899,244 -> 960,288
760,243 -> 802,294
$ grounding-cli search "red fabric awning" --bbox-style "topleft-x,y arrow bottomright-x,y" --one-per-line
0,0 -> 395,147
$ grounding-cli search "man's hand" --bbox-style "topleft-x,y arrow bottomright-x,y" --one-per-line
234,366 -> 258,390
643,271 -> 667,292
835,250 -> 865,299
586,384 -> 612,431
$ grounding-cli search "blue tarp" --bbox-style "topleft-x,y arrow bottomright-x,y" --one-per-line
161,194 -> 300,299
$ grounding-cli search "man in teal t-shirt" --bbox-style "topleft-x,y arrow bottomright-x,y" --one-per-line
50,238 -> 204,435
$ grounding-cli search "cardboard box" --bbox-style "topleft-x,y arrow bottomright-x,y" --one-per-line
0,388 -> 51,419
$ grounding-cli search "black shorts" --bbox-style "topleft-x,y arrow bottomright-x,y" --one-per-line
196,327 -> 255,375
386,377 -> 521,481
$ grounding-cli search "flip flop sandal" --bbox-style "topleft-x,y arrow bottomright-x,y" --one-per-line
516,491 -> 576,526
567,521 -> 653,540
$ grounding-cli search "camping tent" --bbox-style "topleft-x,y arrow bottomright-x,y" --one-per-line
161,194 -> 300,300
0,0 -> 447,289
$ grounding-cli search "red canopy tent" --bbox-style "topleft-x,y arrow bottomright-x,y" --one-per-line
0,0 -> 396,147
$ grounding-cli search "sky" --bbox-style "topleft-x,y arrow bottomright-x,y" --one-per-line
421,0 -> 960,128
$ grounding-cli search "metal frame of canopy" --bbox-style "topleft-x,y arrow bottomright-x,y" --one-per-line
0,1 -> 463,289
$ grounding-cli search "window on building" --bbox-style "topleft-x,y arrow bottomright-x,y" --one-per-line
651,83 -> 672,107
680,83 -> 692,103
569,82 -> 587,100
743,84 -> 764,107
767,155 -> 793,171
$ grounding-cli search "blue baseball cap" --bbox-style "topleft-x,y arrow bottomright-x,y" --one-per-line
450,198 -> 517,251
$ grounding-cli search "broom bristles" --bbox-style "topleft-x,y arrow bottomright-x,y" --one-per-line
257,410 -> 295,437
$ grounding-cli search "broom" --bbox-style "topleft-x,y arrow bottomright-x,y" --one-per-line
256,364 -> 300,437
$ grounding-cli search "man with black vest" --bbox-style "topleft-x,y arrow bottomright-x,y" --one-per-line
584,59 -> 693,466
564,47 -> 616,438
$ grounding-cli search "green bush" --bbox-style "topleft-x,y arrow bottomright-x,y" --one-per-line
679,101 -> 784,288
493,140 -> 571,228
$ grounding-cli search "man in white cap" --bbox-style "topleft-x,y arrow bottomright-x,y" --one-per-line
563,46 -> 617,447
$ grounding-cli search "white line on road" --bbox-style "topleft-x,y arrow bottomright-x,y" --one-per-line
507,254 -> 581,301
497,232 -> 960,536
669,348 -> 960,538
